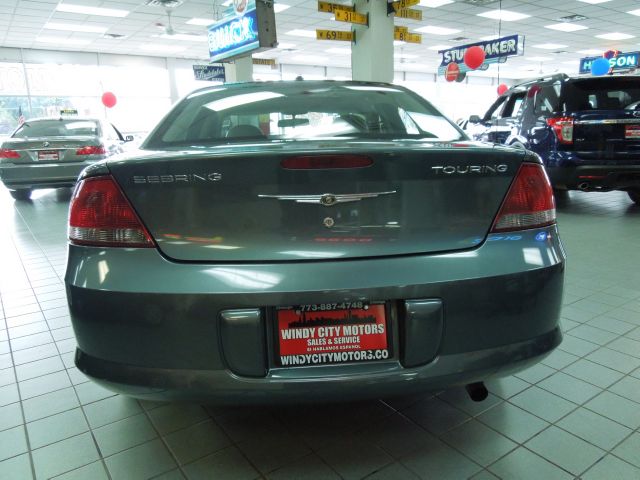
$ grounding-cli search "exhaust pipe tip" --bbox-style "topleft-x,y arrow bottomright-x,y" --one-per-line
578,182 -> 590,191
465,382 -> 489,402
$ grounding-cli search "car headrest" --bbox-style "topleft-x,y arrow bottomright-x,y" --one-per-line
226,124 -> 264,138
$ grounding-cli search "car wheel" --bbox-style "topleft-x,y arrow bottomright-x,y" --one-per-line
10,189 -> 32,201
628,189 -> 640,205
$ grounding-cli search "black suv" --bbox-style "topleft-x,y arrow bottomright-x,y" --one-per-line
470,73 -> 640,204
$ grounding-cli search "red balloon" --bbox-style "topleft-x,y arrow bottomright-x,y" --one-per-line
464,46 -> 485,70
101,92 -> 117,108
497,83 -> 508,95
445,62 -> 460,82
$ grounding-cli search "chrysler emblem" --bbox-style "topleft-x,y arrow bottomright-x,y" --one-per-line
258,190 -> 396,206
42,141 -> 50,147
320,194 -> 337,206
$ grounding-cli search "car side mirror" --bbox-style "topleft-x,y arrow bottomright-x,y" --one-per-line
469,115 -> 481,124
125,135 -> 134,142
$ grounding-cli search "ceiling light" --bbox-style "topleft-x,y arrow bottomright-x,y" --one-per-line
35,36 -> 92,45
578,49 -> 603,55
276,42 -> 296,49
419,0 -> 454,7
415,25 -> 461,35
326,47 -> 351,55
545,23 -> 588,32
428,44 -> 452,50
596,32 -> 634,40
156,33 -> 207,41
629,9 -> 640,16
285,29 -> 316,38
186,18 -> 213,26
528,56 -> 551,61
477,9 -> 530,21
44,22 -> 108,33
274,3 -> 291,13
532,43 -> 568,49
292,55 -> 327,62
577,0 -> 612,4
140,44 -> 187,53
56,3 -> 129,17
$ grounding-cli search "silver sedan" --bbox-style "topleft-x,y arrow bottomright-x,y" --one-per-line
0,117 -> 133,200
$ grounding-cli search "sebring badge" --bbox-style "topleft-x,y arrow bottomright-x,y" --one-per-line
258,191 -> 396,206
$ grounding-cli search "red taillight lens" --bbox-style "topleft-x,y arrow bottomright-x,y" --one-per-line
76,145 -> 106,156
491,163 -> 556,233
0,148 -> 20,158
68,176 -> 154,247
281,155 -> 373,169
546,116 -> 574,144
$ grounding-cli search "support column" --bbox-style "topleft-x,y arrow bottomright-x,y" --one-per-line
224,55 -> 254,82
351,0 -> 394,82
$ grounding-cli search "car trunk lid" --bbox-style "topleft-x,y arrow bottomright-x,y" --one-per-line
1,136 -> 104,163
107,141 -> 525,262
573,111 -> 640,161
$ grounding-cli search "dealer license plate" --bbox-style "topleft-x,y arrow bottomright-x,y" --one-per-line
37,150 -> 59,161
625,125 -> 640,139
276,302 -> 390,367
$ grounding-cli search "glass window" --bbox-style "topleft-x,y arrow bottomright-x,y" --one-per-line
12,119 -> 99,138
501,92 -> 526,118
561,78 -> 640,111
534,84 -> 560,116
147,83 -> 464,148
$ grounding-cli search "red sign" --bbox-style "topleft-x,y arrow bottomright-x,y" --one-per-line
625,124 -> 640,139
277,303 -> 389,366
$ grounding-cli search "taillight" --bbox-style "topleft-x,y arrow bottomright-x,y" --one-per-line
281,155 -> 373,169
76,145 -> 106,156
0,148 -> 20,158
68,176 -> 154,247
546,116 -> 574,144
491,163 -> 556,232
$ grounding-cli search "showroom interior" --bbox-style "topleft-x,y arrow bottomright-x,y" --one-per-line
1,0 -> 640,479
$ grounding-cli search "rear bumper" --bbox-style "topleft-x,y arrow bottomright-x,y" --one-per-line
76,328 -> 561,403
547,164 -> 640,191
0,161 -> 96,190
66,226 -> 566,403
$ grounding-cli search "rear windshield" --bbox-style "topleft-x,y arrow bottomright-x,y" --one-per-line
562,78 -> 640,111
144,82 -> 464,148
12,119 -> 99,138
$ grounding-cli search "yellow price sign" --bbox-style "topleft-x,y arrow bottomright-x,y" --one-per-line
395,8 -> 422,20
392,0 -> 420,12
252,58 -> 276,66
335,9 -> 368,25
394,26 -> 408,34
394,31 -> 422,43
316,29 -> 355,42
317,1 -> 354,13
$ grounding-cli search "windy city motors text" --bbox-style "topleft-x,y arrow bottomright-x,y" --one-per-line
281,349 -> 390,366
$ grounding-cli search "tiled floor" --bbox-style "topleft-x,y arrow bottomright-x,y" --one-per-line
1,186 -> 639,480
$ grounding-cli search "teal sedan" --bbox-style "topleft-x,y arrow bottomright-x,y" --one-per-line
65,81 -> 565,404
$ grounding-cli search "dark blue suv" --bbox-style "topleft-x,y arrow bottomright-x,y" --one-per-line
471,73 -> 640,204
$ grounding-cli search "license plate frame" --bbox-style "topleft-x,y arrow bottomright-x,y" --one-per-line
37,150 -> 60,161
275,301 -> 391,367
625,124 -> 640,140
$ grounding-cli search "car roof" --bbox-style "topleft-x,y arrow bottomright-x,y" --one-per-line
186,79 -> 403,98
21,117 -> 104,123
